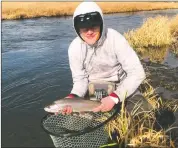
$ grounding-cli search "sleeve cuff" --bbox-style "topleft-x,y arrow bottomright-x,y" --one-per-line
109,92 -> 120,104
67,93 -> 79,98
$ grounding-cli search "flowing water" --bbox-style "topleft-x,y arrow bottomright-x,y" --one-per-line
2,9 -> 178,147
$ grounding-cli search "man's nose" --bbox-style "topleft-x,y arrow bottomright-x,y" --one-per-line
87,29 -> 94,34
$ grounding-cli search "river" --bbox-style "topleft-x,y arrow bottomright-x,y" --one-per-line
2,9 -> 178,147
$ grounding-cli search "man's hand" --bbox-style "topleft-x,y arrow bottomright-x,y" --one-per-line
92,96 -> 116,112
61,105 -> 73,115
54,94 -> 77,115
54,105 -> 73,115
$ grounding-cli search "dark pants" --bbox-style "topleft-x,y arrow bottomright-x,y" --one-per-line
125,94 -> 153,114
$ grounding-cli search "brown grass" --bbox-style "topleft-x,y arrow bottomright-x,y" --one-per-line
169,15 -> 178,55
124,14 -> 178,61
2,2 -> 178,20
169,15 -> 178,35
101,80 -> 178,148
124,16 -> 172,49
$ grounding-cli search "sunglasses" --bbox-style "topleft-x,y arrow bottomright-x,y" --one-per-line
74,11 -> 103,29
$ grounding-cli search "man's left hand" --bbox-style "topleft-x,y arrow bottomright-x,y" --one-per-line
92,96 -> 116,112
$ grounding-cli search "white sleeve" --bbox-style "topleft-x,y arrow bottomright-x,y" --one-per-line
113,32 -> 146,102
68,39 -> 88,97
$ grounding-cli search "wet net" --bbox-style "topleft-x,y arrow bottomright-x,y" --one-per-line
41,106 -> 120,148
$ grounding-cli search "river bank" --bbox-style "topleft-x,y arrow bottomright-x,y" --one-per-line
124,14 -> 178,59
2,2 -> 178,20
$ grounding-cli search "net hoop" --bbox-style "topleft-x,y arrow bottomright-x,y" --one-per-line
41,104 -> 120,138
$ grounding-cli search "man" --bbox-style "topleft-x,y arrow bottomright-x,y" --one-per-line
61,2 -> 151,114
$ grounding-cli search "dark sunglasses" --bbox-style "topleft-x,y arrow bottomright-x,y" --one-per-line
74,11 -> 103,29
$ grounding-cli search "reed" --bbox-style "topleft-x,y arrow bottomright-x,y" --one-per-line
2,2 -> 178,20
100,80 -> 178,148
124,16 -> 172,49
169,15 -> 178,35
169,15 -> 178,55
124,14 -> 178,61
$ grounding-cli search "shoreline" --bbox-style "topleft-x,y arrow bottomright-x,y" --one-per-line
2,8 -> 178,21
2,2 -> 178,20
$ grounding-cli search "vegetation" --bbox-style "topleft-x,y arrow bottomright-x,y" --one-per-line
2,2 -> 178,20
101,81 -> 178,148
169,15 -> 178,55
124,14 -> 178,62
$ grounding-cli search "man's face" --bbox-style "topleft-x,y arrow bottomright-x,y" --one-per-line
79,26 -> 100,45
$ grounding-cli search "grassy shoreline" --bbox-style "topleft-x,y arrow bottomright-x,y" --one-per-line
124,14 -> 178,61
2,2 -> 178,20
102,80 -> 178,148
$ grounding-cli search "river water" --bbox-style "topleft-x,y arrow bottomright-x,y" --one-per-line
2,9 -> 178,147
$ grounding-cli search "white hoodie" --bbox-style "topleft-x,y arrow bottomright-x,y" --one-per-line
68,2 -> 146,102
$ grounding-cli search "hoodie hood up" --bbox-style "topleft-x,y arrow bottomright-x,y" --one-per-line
73,2 -> 107,48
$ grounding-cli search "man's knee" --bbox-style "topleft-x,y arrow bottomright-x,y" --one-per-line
125,94 -> 153,114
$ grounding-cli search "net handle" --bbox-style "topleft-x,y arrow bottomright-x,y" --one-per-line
41,104 -> 121,138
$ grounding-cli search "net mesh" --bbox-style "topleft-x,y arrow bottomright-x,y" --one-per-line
41,110 -> 118,148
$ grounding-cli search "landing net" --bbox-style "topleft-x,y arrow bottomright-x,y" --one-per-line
41,106 -> 120,148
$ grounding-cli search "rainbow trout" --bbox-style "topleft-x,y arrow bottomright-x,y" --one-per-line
44,97 -> 101,113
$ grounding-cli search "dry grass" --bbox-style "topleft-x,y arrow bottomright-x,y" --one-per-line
124,15 -> 172,49
124,14 -> 178,61
169,15 -> 178,55
2,2 -> 178,20
141,80 -> 178,112
140,47 -> 168,62
2,2 -> 78,20
169,15 -> 178,35
100,80 -> 178,148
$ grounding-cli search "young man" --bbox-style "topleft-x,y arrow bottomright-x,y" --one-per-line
61,2 -> 151,114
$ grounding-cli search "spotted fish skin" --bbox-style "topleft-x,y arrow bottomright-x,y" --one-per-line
44,97 -> 101,113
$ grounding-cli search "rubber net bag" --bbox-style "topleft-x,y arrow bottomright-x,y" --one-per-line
41,108 -> 120,148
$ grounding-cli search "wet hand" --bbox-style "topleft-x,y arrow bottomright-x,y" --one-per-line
54,105 -> 73,115
54,94 -> 75,115
92,96 -> 116,112
62,105 -> 73,115
55,94 -> 75,115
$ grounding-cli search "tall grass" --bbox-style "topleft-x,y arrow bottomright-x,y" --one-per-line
124,16 -> 172,48
101,80 -> 178,148
169,15 -> 178,55
2,2 -> 178,20
169,15 -> 178,35
124,14 -> 178,61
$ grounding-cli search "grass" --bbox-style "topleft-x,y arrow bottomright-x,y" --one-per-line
100,80 -> 178,148
124,14 -> 178,61
2,2 -> 178,20
124,16 -> 172,48
169,15 -> 178,56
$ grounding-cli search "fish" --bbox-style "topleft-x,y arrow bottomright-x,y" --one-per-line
44,97 -> 101,113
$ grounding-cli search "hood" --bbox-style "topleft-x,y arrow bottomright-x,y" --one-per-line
73,2 -> 107,48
